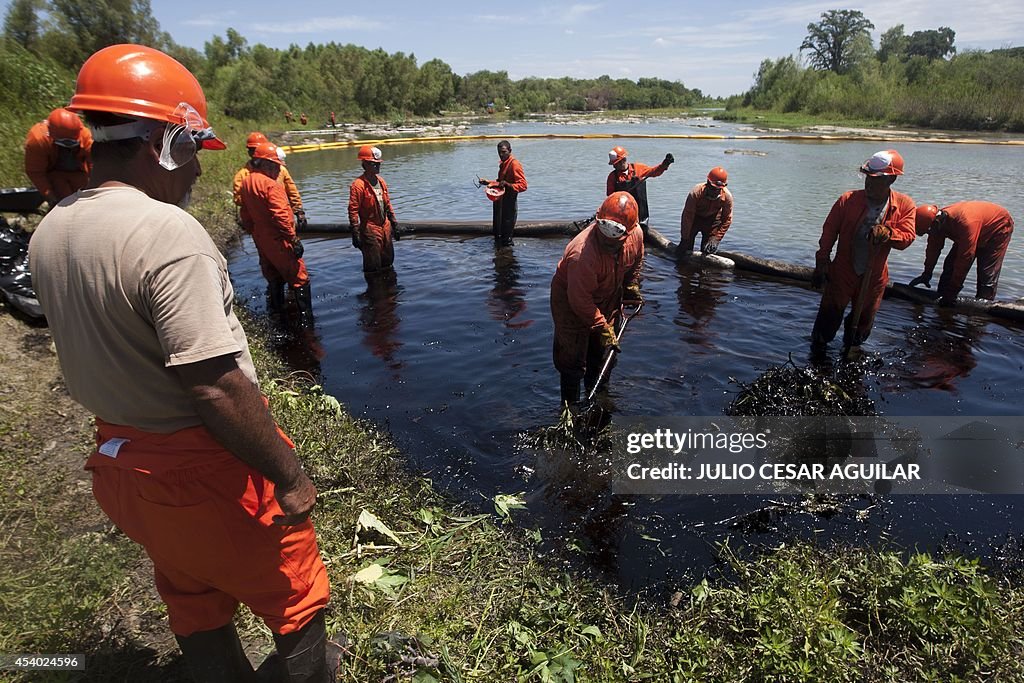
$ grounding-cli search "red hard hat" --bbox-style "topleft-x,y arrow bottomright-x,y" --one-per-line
46,108 -> 83,140
707,166 -> 728,188
252,141 -> 285,166
357,145 -> 382,162
915,204 -> 939,235
485,182 -> 505,202
860,149 -> 904,176
608,146 -> 628,165
595,191 -> 639,238
68,43 -> 225,150
246,131 -> 268,148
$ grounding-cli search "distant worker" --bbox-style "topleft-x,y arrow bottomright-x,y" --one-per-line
285,110 -> 293,123
349,145 -> 400,274
29,44 -> 335,681
233,131 -> 306,230
678,167 -> 733,256
910,201 -> 1014,304
239,142 -> 313,326
606,146 -> 673,233
477,140 -> 527,247
550,192 -> 644,406
811,150 -> 917,350
299,112 -> 308,126
329,111 -> 336,127
23,107 -> 93,206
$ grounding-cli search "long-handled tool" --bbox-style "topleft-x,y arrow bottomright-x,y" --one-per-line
842,241 -> 878,359
575,300 -> 644,432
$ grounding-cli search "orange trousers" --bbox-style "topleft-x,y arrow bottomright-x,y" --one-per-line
359,222 -> 395,273
86,420 -> 329,637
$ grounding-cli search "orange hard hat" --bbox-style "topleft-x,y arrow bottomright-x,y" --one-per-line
68,43 -> 225,150
595,191 -> 639,238
915,204 -> 939,235
46,108 -> 83,140
246,131 -> 268,148
608,146 -> 628,165
252,141 -> 285,166
358,145 -> 382,162
860,149 -> 904,176
707,166 -> 728,188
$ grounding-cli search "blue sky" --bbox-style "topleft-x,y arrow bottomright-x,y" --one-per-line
61,2 -> 1024,97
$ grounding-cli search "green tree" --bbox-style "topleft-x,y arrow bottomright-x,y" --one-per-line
906,27 -> 956,60
878,24 -> 908,63
3,0 -> 43,51
800,9 -> 875,74
44,0 -> 165,69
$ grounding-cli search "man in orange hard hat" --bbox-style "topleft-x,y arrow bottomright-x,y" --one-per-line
678,167 -> 733,257
477,140 -> 527,247
349,144 -> 400,274
23,107 -> 93,206
233,131 -> 306,230
606,145 -> 673,234
550,192 -> 644,406
28,44 -> 334,682
910,201 -> 1014,304
810,149 -> 917,351
239,142 -> 313,327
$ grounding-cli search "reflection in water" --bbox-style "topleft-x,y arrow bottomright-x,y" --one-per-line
487,246 -> 532,329
675,262 -> 728,346
901,312 -> 982,392
358,269 -> 404,373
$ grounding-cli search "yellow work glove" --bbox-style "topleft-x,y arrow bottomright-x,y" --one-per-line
599,325 -> 620,351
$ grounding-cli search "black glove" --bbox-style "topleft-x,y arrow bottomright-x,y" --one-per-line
663,153 -> 674,166
811,263 -> 829,290
295,211 -> 308,231
292,240 -> 304,258
908,273 -> 931,288
391,221 -> 401,241
350,226 -> 361,249
702,239 -> 719,255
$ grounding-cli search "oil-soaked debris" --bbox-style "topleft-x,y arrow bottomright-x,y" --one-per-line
523,404 -> 617,455
726,355 -> 879,417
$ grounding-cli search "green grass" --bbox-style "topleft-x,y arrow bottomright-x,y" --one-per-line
714,107 -> 894,131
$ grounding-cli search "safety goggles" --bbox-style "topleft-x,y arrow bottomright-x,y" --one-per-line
596,218 -> 628,239
53,138 -> 80,148
89,102 -> 223,170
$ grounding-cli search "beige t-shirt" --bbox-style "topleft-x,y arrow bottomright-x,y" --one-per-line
29,185 -> 258,433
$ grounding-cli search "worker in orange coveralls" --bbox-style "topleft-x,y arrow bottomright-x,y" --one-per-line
239,142 -> 313,326
233,131 -> 306,230
23,107 -> 93,205
299,112 -> 308,125
677,167 -> 734,256
348,144 -> 400,274
477,139 -> 527,247
810,149 -> 917,350
550,192 -> 644,406
28,44 -> 336,681
605,145 -> 673,234
909,201 -> 1014,304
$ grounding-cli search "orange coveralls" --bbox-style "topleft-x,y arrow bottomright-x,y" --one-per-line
492,154 -> 528,243
924,201 -> 1014,300
550,225 -> 644,388
239,171 -> 309,288
348,174 -> 396,273
87,419 -> 329,637
232,162 -> 303,213
23,121 -> 93,203
606,162 -> 668,227
812,189 -> 917,346
680,183 -> 734,251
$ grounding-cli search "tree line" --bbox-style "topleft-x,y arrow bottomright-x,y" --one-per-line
734,9 -> 1024,131
2,0 -> 706,124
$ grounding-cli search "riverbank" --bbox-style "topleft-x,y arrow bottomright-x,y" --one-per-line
2,127 -> 1024,681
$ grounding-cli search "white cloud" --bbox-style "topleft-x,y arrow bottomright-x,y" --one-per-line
182,10 -> 238,28
249,16 -> 383,34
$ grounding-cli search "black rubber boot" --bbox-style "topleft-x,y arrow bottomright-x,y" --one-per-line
271,611 -> 341,683
559,374 -> 580,407
267,279 -> 286,318
175,622 -> 256,683
294,284 -> 314,328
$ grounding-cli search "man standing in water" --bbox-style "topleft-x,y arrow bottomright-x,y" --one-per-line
29,44 -> 335,681
606,145 -> 673,234
478,140 -> 527,247
810,149 -> 917,352
349,144 -> 400,275
550,192 -> 644,406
